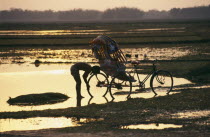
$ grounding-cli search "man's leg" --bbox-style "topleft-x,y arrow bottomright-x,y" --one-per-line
72,71 -> 83,98
83,70 -> 91,92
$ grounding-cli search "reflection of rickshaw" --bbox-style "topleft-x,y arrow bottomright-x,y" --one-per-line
88,35 -> 173,99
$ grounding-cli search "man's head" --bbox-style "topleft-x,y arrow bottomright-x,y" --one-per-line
91,66 -> 100,74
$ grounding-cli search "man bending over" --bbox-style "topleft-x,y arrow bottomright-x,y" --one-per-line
70,63 -> 92,98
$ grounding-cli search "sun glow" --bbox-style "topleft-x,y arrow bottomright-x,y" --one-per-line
49,70 -> 66,74
0,117 -> 80,132
1,0 -> 210,11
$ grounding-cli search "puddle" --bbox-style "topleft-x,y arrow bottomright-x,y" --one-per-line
111,74 -> 191,102
120,123 -> 183,130
0,64 -> 111,112
0,47 -> 194,64
123,47 -> 192,61
0,48 -> 95,64
0,63 -> 192,112
0,29 -> 108,35
172,110 -> 210,119
0,27 -> 185,36
129,27 -> 185,32
0,117 -> 103,132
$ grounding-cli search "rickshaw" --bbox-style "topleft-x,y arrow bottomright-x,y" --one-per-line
87,35 -> 173,99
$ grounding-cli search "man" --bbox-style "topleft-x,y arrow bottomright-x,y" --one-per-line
91,35 -> 134,82
70,62 -> 92,98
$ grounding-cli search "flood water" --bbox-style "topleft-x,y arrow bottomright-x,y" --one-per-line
0,22 -> 209,133
0,30 -> 108,35
0,63 -> 109,112
0,117 -> 104,132
0,45 -> 195,132
0,62 -> 193,132
0,27 -> 184,35
0,27 -> 206,132
0,63 -> 192,112
0,44 -> 195,112
120,123 -> 183,130
0,47 -> 193,64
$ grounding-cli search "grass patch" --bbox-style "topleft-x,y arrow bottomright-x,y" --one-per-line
187,63 -> 210,83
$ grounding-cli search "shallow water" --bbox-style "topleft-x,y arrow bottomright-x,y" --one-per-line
0,63 -> 192,112
0,63 -> 199,133
0,29 -> 108,35
0,64 -> 109,112
0,117 -> 104,132
120,123 -> 183,130
128,27 -> 185,32
0,47 -> 193,64
0,27 -> 185,36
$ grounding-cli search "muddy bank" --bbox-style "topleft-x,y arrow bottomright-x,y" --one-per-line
0,88 -> 209,133
7,92 -> 69,106
1,130 -> 210,137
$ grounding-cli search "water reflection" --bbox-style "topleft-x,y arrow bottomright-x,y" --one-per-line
123,47 -> 191,61
75,97 -> 109,107
110,75 -> 191,102
0,64 -> 111,112
128,27 -> 185,32
120,123 -> 183,130
0,117 -> 104,132
172,110 -> 210,119
0,29 -> 108,35
0,47 -> 194,64
0,27 -> 186,36
0,64 -> 192,112
0,117 -> 76,132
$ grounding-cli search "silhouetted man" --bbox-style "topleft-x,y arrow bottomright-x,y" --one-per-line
70,63 -> 92,98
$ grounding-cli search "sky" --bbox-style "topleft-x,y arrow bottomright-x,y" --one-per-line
0,0 -> 210,11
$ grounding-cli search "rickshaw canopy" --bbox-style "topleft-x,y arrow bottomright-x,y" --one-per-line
90,35 -> 127,64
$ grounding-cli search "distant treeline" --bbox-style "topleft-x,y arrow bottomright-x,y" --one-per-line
0,5 -> 210,22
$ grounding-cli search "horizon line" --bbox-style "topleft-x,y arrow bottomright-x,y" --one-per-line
1,5 -> 210,12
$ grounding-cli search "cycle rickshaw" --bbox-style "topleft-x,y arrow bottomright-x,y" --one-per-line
87,35 -> 173,99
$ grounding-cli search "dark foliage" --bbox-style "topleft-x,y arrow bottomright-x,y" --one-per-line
170,5 -> 210,19
1,5 -> 209,22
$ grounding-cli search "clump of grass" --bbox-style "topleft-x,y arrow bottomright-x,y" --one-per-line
154,60 -> 210,83
187,63 -> 210,83
7,92 -> 69,106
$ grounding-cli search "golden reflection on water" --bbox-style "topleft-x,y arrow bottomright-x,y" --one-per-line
0,117 -> 104,132
0,30 -> 108,35
0,63 -> 113,112
0,48 -> 94,64
0,117 -> 78,132
0,27 -> 185,36
172,110 -> 210,119
123,47 -> 191,61
0,47 -> 192,64
128,27 -> 185,32
0,63 -> 195,133
120,123 -> 183,130
0,63 -> 192,112
49,70 -> 66,74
